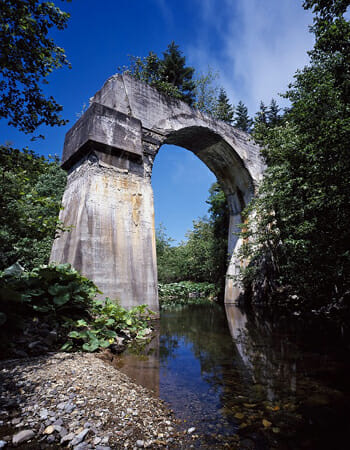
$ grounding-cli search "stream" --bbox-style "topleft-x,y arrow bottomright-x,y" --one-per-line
111,303 -> 350,449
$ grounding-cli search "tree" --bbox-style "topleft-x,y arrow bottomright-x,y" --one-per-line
161,41 -> 196,105
206,182 -> 230,291
267,98 -> 281,126
255,101 -> 268,125
253,100 -> 282,144
233,101 -> 252,132
121,42 -> 196,106
193,67 -> 220,115
213,88 -> 234,124
122,51 -> 183,100
0,0 -> 70,134
240,0 -> 350,319
0,145 -> 67,269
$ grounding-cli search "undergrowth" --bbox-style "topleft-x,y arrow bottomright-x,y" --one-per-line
158,281 -> 217,310
0,263 -> 154,356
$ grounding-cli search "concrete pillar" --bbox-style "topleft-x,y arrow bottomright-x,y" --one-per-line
224,191 -> 247,304
50,150 -> 159,313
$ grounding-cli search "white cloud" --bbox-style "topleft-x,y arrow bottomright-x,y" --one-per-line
187,0 -> 314,115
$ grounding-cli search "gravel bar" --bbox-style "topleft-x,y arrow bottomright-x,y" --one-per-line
0,352 -> 196,449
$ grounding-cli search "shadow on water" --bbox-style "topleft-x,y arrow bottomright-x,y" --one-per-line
112,303 -> 350,449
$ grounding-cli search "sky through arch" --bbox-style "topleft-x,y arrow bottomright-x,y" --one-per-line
152,144 -> 216,243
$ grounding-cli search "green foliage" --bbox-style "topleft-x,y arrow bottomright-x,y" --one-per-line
121,51 -> 183,100
193,67 -> 220,114
234,101 -> 252,132
0,145 -> 67,270
240,0 -> 350,318
213,88 -> 234,123
0,0 -> 70,134
65,300 -> 154,352
0,263 -> 154,354
158,281 -> 216,309
156,183 -> 229,292
252,99 -> 283,145
161,41 -> 196,105
120,42 -> 196,105
0,263 -> 98,320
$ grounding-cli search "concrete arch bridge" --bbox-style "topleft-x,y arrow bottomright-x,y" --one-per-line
50,74 -> 265,313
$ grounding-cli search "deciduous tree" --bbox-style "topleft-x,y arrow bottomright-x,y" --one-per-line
0,0 -> 70,134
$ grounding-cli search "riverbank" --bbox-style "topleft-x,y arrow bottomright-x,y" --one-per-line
0,352 -> 197,449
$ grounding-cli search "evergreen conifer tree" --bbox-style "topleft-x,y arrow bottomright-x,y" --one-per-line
213,88 -> 234,124
268,98 -> 281,126
255,101 -> 268,124
233,101 -> 252,132
160,41 -> 196,105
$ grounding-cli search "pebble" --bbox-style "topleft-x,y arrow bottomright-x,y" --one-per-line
12,429 -> 35,444
44,425 -> 55,434
0,353 -> 194,449
187,427 -> 196,434
70,428 -> 89,446
0,441 -> 6,448
61,432 -> 75,444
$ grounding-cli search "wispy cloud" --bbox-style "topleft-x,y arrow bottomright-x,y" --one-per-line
187,0 -> 314,115
152,0 -> 174,27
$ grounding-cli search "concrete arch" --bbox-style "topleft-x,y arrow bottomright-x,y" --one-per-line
51,74 -> 265,313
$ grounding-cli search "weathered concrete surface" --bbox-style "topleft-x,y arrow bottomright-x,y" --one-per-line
51,73 -> 265,311
51,150 -> 158,312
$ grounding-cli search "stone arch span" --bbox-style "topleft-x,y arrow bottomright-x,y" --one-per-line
50,74 -> 265,313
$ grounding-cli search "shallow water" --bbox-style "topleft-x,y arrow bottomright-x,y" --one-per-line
114,303 -> 350,449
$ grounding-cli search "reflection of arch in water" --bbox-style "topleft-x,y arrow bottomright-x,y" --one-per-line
50,74 -> 265,312
225,304 -> 297,402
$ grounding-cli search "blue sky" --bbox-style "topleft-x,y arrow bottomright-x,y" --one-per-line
1,0 -> 314,243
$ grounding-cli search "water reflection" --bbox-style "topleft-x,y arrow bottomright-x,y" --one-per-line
112,332 -> 160,395
225,304 -> 298,402
110,303 -> 350,449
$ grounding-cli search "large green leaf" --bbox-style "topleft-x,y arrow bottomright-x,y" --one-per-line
53,292 -> 70,306
82,340 -> 100,352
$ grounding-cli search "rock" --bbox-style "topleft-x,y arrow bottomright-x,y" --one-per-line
47,331 -> 58,345
61,432 -> 75,444
12,429 -> 35,445
59,427 -> 68,438
136,440 -> 144,448
65,403 -> 75,413
53,418 -> 63,426
0,441 -> 6,448
187,427 -> 196,434
39,409 -> 49,420
73,443 -> 89,450
70,428 -> 89,446
28,341 -> 42,350
44,425 -> 55,434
